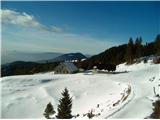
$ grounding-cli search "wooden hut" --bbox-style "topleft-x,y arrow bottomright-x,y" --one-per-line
54,62 -> 78,74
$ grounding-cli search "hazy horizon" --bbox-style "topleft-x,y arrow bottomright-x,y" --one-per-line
1,1 -> 160,56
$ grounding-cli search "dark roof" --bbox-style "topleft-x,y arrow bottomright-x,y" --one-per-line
61,62 -> 78,72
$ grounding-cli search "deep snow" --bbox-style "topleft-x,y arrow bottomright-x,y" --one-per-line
1,61 -> 160,118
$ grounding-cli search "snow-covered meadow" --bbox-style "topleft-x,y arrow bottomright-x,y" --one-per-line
1,61 -> 160,118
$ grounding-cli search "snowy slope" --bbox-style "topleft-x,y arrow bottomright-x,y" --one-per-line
111,61 -> 160,118
1,61 -> 160,118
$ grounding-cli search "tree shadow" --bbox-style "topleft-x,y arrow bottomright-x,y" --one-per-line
113,71 -> 129,74
98,71 -> 129,74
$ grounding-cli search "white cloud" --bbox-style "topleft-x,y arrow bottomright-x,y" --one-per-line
1,9 -> 63,33
1,9 -> 41,27
51,26 -> 63,33
2,24 -> 118,55
1,9 -> 119,55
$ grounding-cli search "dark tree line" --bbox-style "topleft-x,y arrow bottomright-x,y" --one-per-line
125,35 -> 160,64
1,61 -> 60,77
125,37 -> 144,64
93,63 -> 116,72
76,34 -> 160,69
75,44 -> 127,70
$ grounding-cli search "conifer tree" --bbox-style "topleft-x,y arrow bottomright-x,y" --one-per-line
125,38 -> 134,64
43,102 -> 55,119
155,34 -> 160,56
56,88 -> 72,119
135,37 -> 143,59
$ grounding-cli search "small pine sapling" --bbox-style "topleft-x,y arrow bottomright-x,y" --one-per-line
43,102 -> 55,119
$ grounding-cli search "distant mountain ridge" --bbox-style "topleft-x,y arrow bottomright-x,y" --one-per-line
1,51 -> 63,65
39,52 -> 87,63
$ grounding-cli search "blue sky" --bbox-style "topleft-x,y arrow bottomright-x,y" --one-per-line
1,1 -> 160,55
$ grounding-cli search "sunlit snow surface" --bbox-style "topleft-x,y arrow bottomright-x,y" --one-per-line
1,61 -> 160,118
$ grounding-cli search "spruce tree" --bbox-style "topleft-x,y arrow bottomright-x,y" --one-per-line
56,88 -> 72,119
43,102 -> 55,119
135,37 -> 143,59
125,38 -> 134,64
155,34 -> 160,56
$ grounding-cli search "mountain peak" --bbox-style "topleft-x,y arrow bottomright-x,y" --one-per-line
45,52 -> 87,63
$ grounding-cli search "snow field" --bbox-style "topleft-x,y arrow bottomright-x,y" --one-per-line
1,61 -> 160,118
1,73 -> 131,118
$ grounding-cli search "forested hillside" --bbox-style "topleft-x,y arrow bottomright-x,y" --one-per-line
77,34 -> 160,69
1,61 -> 59,77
